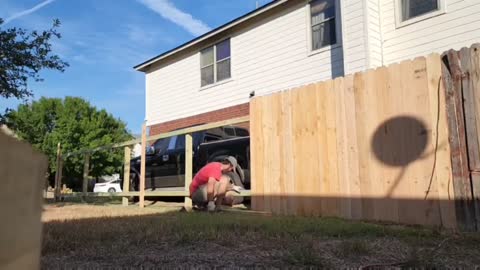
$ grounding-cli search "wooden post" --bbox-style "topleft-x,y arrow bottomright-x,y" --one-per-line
139,122 -> 147,208
184,133 -> 193,211
82,154 -> 90,199
54,143 -> 62,202
122,146 -> 131,206
443,51 -> 477,231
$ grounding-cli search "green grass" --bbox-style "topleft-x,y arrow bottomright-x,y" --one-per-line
41,207 -> 480,268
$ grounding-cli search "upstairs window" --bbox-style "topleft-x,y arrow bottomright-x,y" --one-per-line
400,0 -> 440,22
200,39 -> 231,87
396,0 -> 445,27
310,0 -> 336,51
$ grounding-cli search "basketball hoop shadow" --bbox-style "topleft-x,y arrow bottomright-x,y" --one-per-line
371,116 -> 430,198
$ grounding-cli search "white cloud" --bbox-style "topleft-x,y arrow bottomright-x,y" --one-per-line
137,0 -> 211,36
4,0 -> 55,24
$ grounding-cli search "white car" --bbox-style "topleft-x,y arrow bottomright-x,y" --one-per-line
93,179 -> 122,193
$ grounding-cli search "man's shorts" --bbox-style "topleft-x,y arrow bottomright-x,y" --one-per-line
191,178 -> 243,206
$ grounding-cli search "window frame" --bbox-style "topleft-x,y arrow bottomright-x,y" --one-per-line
307,0 -> 342,55
200,38 -> 232,89
395,0 -> 446,28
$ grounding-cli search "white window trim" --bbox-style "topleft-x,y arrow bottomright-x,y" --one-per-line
199,77 -> 234,91
306,0 -> 342,55
395,0 -> 446,29
199,38 -> 232,89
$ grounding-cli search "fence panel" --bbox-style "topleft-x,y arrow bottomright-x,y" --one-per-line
250,53 -> 457,228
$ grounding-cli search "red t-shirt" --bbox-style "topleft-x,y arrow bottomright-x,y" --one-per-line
189,162 -> 223,196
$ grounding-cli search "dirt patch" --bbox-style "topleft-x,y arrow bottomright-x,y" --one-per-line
41,203 -> 480,269
42,201 -> 182,222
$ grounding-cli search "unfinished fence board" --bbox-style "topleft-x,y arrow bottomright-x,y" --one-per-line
184,133 -> 193,211
122,146 -> 131,206
139,122 -> 147,208
250,53 -> 458,228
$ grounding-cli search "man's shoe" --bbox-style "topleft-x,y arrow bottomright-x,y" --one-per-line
207,201 -> 216,212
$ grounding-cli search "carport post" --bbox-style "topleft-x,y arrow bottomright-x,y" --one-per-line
122,146 -> 131,206
82,153 -> 90,200
139,122 -> 146,208
184,133 -> 193,211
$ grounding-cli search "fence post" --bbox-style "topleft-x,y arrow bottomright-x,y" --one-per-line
54,143 -> 62,202
139,122 -> 147,208
122,146 -> 131,206
184,133 -> 193,211
442,51 -> 477,231
82,153 -> 90,200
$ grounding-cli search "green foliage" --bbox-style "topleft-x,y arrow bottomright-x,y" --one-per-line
0,18 -> 68,120
6,97 -> 132,189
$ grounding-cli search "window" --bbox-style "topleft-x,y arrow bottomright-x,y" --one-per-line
176,135 -> 185,149
235,128 -> 249,137
224,127 -> 235,136
200,39 -> 231,87
400,0 -> 440,22
204,134 -> 221,143
310,0 -> 336,51
397,0 -> 444,26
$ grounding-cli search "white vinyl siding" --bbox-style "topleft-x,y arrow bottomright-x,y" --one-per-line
145,0 -> 344,126
341,0 -> 368,74
365,0 -> 383,68
144,0 -> 480,127
381,0 -> 480,65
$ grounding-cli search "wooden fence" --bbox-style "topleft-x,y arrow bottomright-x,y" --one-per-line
442,45 -> 480,231
250,53 -> 459,228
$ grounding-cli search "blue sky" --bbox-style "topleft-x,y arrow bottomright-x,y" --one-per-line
0,0 -> 272,133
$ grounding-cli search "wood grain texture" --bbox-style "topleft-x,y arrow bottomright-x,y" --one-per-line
139,122 -> 147,208
122,146 -> 131,206
184,134 -> 193,211
250,51 -> 460,229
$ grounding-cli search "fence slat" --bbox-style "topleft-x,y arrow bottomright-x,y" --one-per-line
184,134 -> 193,211
139,122 -> 146,208
426,53 -> 457,228
122,146 -> 131,206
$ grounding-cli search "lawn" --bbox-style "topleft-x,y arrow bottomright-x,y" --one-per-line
41,202 -> 480,269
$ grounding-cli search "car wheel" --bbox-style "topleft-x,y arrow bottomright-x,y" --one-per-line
108,188 -> 116,193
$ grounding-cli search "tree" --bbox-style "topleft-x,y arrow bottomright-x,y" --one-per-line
6,97 -> 133,189
0,18 -> 68,120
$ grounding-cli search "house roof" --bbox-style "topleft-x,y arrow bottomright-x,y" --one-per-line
134,0 -> 286,72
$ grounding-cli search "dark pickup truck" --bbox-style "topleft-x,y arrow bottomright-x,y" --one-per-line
125,125 -> 250,192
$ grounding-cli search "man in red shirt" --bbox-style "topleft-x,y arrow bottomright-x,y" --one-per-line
190,156 -> 240,211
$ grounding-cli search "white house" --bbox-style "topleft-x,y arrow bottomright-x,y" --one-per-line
135,0 -> 480,135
